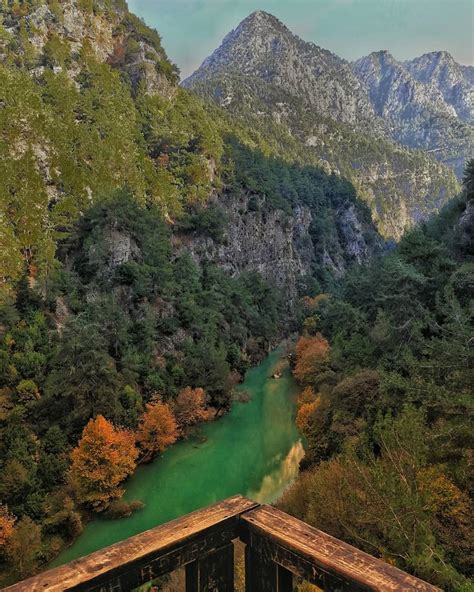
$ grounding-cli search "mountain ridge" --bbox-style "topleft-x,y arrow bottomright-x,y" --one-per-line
183,11 -> 464,239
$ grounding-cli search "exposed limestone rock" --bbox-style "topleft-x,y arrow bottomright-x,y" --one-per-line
176,193 -> 378,306
123,40 -> 177,99
103,228 -> 140,271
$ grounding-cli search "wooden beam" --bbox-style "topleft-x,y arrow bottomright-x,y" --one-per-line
245,545 -> 293,592
185,543 -> 234,592
5,495 -> 258,592
241,505 -> 441,592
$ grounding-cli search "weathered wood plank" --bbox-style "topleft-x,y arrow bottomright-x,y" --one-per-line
241,505 -> 441,592
5,495 -> 258,592
185,542 -> 234,592
245,545 -> 293,592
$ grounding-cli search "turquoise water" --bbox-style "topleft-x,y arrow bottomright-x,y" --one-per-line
53,348 -> 302,565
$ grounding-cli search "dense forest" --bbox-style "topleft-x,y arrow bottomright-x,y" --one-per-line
0,0 -> 380,584
282,165 -> 474,591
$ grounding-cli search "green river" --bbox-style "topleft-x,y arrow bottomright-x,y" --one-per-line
53,348 -> 303,566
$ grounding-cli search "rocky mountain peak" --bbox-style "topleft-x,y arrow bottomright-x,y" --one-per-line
235,9 -> 286,32
183,11 -> 379,128
353,50 -> 450,109
369,49 -> 397,64
404,51 -> 473,122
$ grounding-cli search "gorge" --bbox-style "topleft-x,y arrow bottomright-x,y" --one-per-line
52,348 -> 302,566
0,0 -> 472,589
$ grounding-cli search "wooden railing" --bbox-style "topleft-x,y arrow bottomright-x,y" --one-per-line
5,495 -> 440,592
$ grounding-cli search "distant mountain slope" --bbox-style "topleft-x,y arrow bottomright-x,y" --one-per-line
353,51 -> 472,175
404,51 -> 473,122
183,11 -> 461,239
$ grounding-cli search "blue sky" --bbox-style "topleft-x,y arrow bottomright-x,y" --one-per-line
128,0 -> 474,79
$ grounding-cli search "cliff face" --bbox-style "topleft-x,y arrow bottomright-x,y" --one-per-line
183,11 -> 461,241
177,194 -> 313,306
175,191 -> 379,307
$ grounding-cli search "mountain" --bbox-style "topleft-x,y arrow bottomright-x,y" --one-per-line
0,0 -> 382,306
184,10 -> 381,131
353,50 -> 473,175
183,11 -> 462,240
404,51 -> 473,122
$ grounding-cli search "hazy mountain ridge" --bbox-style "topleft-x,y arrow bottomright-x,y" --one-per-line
404,51 -> 473,122
353,50 -> 473,175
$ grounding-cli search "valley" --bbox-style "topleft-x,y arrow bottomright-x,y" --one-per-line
0,0 -> 472,589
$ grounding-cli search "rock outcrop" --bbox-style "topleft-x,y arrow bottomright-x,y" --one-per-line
404,51 -> 473,123
175,191 -> 381,308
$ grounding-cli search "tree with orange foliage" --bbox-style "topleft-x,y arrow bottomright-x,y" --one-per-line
173,387 -> 207,430
301,293 -> 329,311
68,415 -> 138,512
0,504 -> 15,551
297,386 -> 316,407
136,400 -> 178,462
294,334 -> 330,385
296,400 -> 321,436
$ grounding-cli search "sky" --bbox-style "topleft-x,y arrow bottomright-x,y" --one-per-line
128,0 -> 474,79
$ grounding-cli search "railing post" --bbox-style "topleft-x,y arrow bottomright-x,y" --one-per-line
245,544 -> 293,592
185,542 -> 234,592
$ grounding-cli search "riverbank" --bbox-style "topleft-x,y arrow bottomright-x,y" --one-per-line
51,348 -> 302,567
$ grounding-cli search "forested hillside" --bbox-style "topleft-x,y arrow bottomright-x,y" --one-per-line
0,0 -> 383,583
282,166 -> 474,590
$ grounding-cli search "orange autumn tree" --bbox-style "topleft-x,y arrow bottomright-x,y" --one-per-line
173,387 -> 207,430
294,334 -> 330,385
296,400 -> 321,436
69,415 -> 138,512
296,386 -> 319,435
136,400 -> 178,462
0,504 -> 15,551
297,386 -> 316,407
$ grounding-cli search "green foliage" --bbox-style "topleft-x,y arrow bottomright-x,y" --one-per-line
43,33 -> 70,67
178,204 -> 227,242
287,192 -> 474,588
0,37 -> 221,302
0,190 -> 284,580
280,407 -> 473,590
